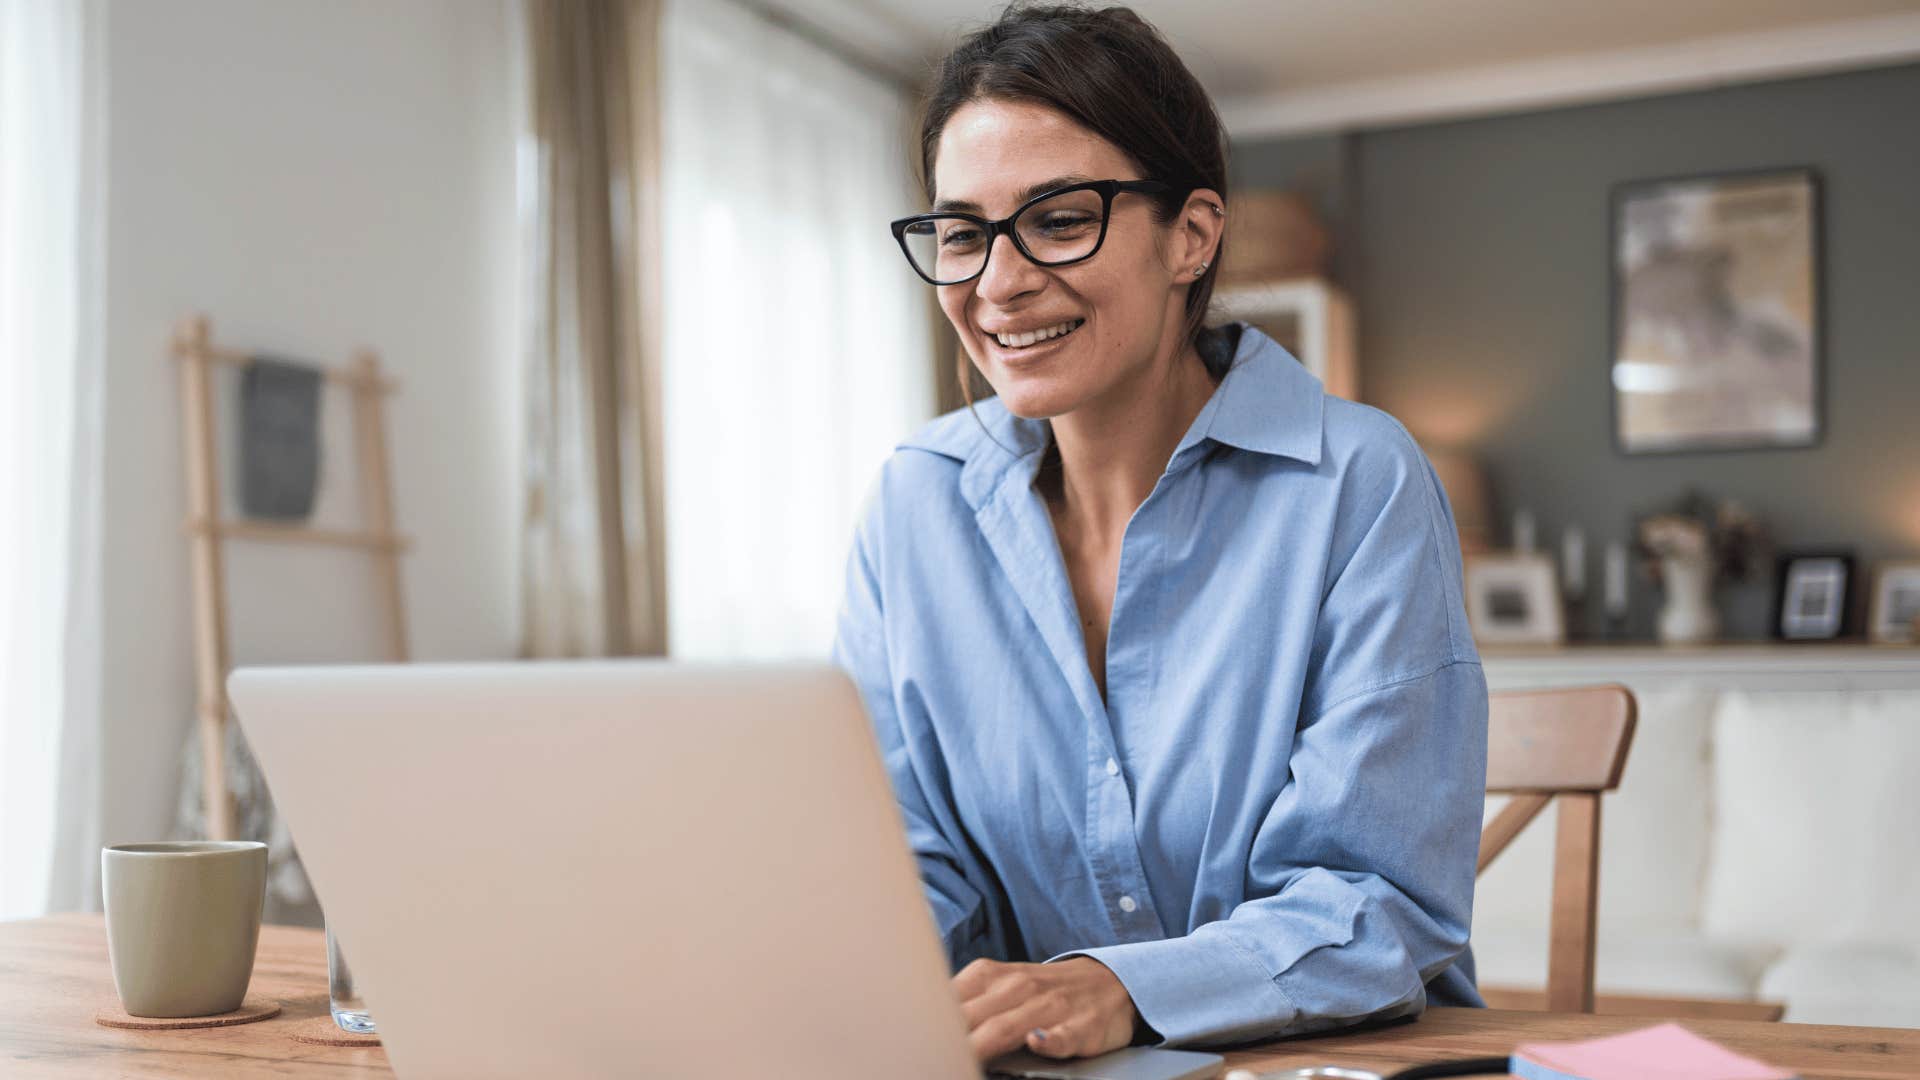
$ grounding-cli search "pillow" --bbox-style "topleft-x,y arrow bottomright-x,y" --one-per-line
1473,792 -> 1557,936
1473,686 -> 1715,937
1700,690 -> 1920,947
1596,687 -> 1716,931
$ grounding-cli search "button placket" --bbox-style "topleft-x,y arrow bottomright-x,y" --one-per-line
1096,488 -> 1171,938
1084,474 -> 1176,941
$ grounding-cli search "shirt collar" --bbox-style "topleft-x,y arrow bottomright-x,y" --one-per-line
1176,322 -> 1325,467
897,323 -> 1324,507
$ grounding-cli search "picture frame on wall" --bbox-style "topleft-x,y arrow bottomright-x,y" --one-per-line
1868,561 -> 1920,644
1774,551 -> 1854,641
1464,553 -> 1565,645
1611,167 -> 1821,455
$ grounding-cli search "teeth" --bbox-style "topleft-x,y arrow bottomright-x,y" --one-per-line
993,319 -> 1082,348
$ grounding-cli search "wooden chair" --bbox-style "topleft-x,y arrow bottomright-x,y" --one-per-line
1476,684 -> 1785,1022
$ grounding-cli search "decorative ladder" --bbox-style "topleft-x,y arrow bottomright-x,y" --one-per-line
173,313 -> 410,840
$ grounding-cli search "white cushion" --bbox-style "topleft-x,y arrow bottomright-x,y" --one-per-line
1595,686 -> 1716,930
1474,686 -> 1716,937
1470,923 -> 1553,987
1474,793 -> 1556,935
1760,942 -> 1920,1029
1700,691 -> 1920,947
1472,925 -> 1772,1000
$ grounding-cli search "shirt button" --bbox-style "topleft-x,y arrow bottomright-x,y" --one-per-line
1117,894 -> 1138,913
1105,757 -> 1120,777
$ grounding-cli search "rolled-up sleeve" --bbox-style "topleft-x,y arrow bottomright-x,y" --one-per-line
1063,663 -> 1486,1045
1055,431 -> 1488,1047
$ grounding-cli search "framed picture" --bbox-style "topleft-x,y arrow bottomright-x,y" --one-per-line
1611,167 -> 1821,454
1465,553 -> 1565,645
1774,552 -> 1854,641
1868,561 -> 1920,644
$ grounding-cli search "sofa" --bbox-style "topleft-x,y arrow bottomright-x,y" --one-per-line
1470,683 -> 1920,1028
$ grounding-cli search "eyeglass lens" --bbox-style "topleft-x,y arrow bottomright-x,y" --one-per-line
900,186 -> 1108,284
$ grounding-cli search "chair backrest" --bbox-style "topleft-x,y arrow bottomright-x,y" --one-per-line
1478,684 -> 1637,1014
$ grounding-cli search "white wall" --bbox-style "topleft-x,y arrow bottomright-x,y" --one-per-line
95,0 -> 520,860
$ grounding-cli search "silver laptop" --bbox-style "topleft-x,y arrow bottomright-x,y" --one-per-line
230,661 -> 1223,1080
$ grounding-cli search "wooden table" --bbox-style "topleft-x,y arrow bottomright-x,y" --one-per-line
5,914 -> 1916,1078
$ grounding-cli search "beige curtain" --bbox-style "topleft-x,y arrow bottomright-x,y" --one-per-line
521,0 -> 668,657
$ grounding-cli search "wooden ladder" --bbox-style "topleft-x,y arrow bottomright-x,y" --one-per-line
173,313 -> 410,840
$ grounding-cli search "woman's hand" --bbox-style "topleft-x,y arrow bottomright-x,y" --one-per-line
953,956 -> 1141,1063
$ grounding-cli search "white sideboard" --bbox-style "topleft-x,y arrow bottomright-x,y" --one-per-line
1481,642 -> 1920,692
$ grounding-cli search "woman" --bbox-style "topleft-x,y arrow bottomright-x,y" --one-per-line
833,4 -> 1487,1064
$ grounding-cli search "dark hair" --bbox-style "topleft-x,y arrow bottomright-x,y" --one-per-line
919,3 -> 1235,392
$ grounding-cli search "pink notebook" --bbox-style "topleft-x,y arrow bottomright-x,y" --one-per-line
1511,1022 -> 1797,1080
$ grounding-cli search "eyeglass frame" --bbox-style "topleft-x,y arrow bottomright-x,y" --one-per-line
888,178 -> 1176,286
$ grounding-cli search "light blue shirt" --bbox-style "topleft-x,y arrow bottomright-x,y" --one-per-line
831,325 -> 1488,1048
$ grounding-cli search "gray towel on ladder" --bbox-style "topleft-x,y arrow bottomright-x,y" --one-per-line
239,356 -> 323,520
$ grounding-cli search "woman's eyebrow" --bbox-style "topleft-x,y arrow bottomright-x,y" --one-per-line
933,174 -> 1096,214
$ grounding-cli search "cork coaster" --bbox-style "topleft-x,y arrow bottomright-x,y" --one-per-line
96,996 -> 282,1029
288,1015 -> 383,1047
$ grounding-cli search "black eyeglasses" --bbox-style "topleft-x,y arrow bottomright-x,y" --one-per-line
889,179 -> 1173,286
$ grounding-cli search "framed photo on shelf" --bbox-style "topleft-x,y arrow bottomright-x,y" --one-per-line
1464,553 -> 1565,645
1868,561 -> 1920,644
1774,551 -> 1854,641
1611,167 -> 1821,455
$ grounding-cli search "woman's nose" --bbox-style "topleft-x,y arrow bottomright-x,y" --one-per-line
974,231 -> 1046,305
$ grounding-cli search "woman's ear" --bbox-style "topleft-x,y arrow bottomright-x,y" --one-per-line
1175,188 -> 1226,280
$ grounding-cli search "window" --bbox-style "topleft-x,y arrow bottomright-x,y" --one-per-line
658,0 -> 935,659
0,0 -> 102,918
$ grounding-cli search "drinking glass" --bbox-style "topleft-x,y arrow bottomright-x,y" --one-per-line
326,922 -> 376,1034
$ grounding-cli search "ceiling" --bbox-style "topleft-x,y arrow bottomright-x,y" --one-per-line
760,0 -> 1920,135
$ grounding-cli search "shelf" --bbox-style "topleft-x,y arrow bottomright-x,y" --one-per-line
185,517 -> 411,552
1481,640 -> 1920,692
1211,277 -> 1358,400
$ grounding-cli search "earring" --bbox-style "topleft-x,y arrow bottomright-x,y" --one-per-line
1194,263 -> 1209,276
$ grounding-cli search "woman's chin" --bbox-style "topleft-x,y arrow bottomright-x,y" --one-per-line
987,372 -> 1090,421
990,382 -> 1082,417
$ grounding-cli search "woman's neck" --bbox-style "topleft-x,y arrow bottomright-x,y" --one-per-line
1041,340 -> 1219,539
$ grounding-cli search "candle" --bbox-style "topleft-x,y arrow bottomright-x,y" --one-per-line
1604,540 -> 1628,616
1513,509 -> 1536,554
1562,526 -> 1587,599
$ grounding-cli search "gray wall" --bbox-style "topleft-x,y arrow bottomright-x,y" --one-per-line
1235,63 -> 1920,639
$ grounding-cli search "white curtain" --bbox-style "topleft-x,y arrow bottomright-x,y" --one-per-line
0,0 -> 105,917
659,0 -> 933,660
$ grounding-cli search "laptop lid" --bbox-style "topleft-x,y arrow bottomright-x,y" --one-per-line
230,660 -> 979,1079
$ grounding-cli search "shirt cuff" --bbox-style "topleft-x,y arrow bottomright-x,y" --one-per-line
1048,931 -> 1297,1047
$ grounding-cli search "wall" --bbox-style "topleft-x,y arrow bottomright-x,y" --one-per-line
1227,132 -> 1355,288
95,1 -> 520,867
1235,62 -> 1920,638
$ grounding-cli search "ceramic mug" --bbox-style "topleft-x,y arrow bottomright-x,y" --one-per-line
102,841 -> 267,1017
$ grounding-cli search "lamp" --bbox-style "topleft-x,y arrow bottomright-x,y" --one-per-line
1422,446 -> 1492,557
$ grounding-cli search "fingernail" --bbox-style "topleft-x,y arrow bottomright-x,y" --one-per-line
1030,1028 -> 1048,1043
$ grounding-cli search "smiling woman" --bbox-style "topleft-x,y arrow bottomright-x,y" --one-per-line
835,2 -> 1489,1069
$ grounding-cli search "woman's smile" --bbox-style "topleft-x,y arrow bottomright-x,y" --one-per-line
980,316 -> 1086,366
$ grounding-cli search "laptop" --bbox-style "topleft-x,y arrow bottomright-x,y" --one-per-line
230,660 -> 1222,1080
